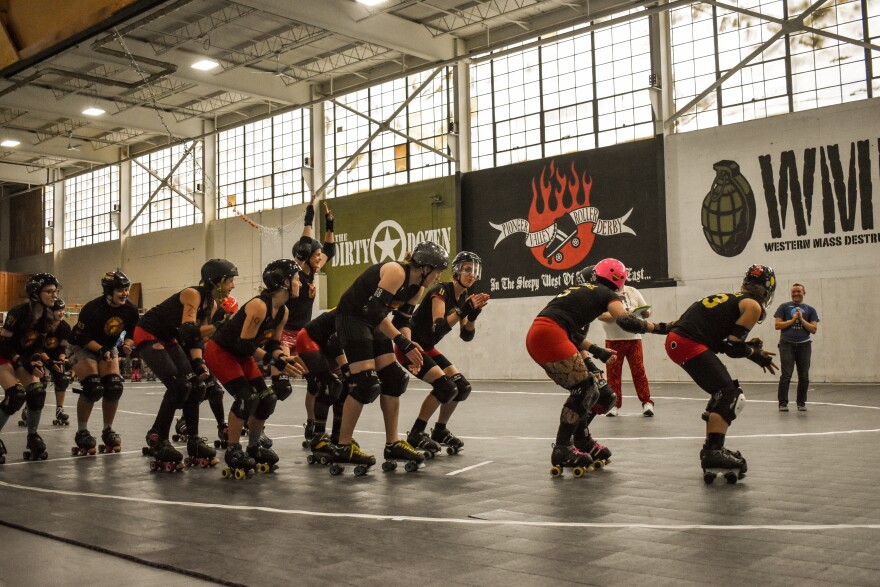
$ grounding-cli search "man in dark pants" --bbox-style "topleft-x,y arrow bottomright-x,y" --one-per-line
774,283 -> 819,411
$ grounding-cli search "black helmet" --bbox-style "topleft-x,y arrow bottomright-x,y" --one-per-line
262,259 -> 299,290
52,298 -> 66,311
574,265 -> 595,285
201,259 -> 238,287
26,273 -> 60,303
293,238 -> 323,263
742,264 -> 776,307
101,270 -> 131,297
451,251 -> 482,282
410,241 -> 449,271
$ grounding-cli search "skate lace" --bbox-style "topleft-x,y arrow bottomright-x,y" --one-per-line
351,444 -> 372,459
396,440 -> 420,457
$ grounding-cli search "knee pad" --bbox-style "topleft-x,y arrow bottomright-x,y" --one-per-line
25,381 -> 47,411
315,372 -> 343,404
205,377 -> 224,404
253,389 -> 278,420
378,363 -> 409,398
163,375 -> 192,409
563,377 -> 600,417
305,375 -> 318,397
450,373 -> 472,402
271,374 -> 293,401
348,370 -> 381,405
54,371 -> 72,392
430,376 -> 458,404
709,384 -> 745,425
101,374 -> 125,402
1,383 -> 26,415
591,381 -> 616,415
188,377 -> 207,404
80,374 -> 105,403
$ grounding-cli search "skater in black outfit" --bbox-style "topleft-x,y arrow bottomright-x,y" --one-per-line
134,259 -> 238,469
204,259 -> 307,477
281,200 -> 336,447
69,271 -> 139,455
0,273 -> 59,462
330,242 -> 449,473
44,298 -> 72,426
526,259 -> 632,475
398,251 -> 490,455
621,264 -> 778,483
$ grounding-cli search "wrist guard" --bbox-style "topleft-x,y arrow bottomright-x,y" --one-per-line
325,214 -> 334,232
588,344 -> 612,363
394,334 -> 416,354
748,350 -> 774,368
270,354 -> 288,371
304,204 -> 315,226
191,357 -> 209,377
651,322 -> 670,335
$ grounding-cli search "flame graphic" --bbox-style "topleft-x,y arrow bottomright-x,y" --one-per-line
528,160 -> 594,269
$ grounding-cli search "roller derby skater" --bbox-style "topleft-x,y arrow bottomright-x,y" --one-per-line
45,298 -> 72,426
526,260 -> 632,477
620,263 -> 778,483
569,359 -> 616,470
69,270 -> 139,463
0,273 -> 60,463
204,259 -> 307,480
185,435 -> 220,468
72,428 -> 97,456
329,242 -> 448,476
395,251 -> 488,458
135,260 -> 238,472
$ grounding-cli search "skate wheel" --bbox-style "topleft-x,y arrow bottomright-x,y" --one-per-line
423,451 -> 434,460
319,456 -> 329,466
142,446 -> 151,456
573,467 -> 585,478
0,456 -> 5,464
572,236 -> 581,247
307,454 -> 317,465
550,466 -> 563,477
703,471 -> 717,485
593,460 -> 605,470
330,464 -> 343,476
404,461 -> 418,473
446,447 -> 457,456
222,468 -> 231,478
184,458 -> 192,467
23,451 -> 30,460
258,463 -> 270,474
88,447 -> 96,455
234,468 -> 245,480
213,440 -> 221,449
354,464 -> 369,476
71,447 -> 78,456
113,446 -> 121,453
149,461 -> 159,471
301,440 -> 310,448
381,461 -> 395,472
724,472 -> 738,484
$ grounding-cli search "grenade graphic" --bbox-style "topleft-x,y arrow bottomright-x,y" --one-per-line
701,160 -> 756,257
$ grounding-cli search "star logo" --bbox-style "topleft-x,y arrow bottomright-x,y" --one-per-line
370,220 -> 406,264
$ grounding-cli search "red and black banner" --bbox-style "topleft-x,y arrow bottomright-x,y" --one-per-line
461,138 -> 669,298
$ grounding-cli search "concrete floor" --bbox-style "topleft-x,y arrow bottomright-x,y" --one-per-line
0,378 -> 878,586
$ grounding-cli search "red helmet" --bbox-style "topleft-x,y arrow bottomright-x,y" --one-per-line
593,258 -> 626,291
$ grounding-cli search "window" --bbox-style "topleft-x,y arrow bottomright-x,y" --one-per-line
131,141 -> 203,235
44,184 -> 54,253
217,108 -> 310,218
63,166 -> 119,248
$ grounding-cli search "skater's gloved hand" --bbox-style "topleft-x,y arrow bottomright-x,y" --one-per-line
587,344 -> 615,364
749,348 -> 778,375
191,357 -> 210,380
52,359 -> 65,373
324,209 -> 334,233
456,298 -> 477,319
98,346 -> 113,362
283,354 -> 308,377
304,203 -> 315,226
746,337 -> 764,351
394,334 -> 423,368
23,354 -> 44,375
650,322 -> 670,335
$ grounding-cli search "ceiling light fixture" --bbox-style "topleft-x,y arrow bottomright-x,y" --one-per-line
356,0 -> 387,5
0,139 -> 20,147
191,59 -> 220,71
82,107 -> 105,116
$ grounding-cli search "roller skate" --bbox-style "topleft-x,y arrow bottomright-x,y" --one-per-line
431,426 -> 465,455
185,437 -> 220,468
259,430 -> 273,449
130,368 -> 141,382
550,443 -> 594,478
172,418 -> 189,443
222,443 -> 256,479
98,426 -> 122,454
213,422 -> 229,449
307,433 -> 333,466
381,440 -> 425,473
575,437 -> 612,469
0,438 -> 7,464
142,428 -> 159,456
23,432 -> 48,461
246,444 -> 279,473
406,430 -> 441,459
328,442 -> 375,477
71,429 -> 97,456
149,439 -> 184,473
17,408 -> 28,427
301,419 -> 315,448
53,406 -> 70,426
701,445 -> 747,484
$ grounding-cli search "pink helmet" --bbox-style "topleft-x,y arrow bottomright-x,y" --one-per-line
593,258 -> 626,291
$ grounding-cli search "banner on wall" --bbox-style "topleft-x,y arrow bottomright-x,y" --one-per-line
461,138 -> 669,298
324,177 -> 457,306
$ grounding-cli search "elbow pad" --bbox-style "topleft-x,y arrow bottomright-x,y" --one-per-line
431,318 -> 452,337
460,328 -> 475,342
391,303 -> 415,331
233,337 -> 259,357
323,241 -> 336,261
616,313 -> 648,334
362,288 -> 394,322
722,339 -> 752,359
178,322 -> 204,351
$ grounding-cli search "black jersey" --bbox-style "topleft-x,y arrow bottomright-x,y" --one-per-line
410,281 -> 467,350
671,291 -> 759,352
538,283 -> 620,345
138,286 -> 214,342
70,297 -> 139,348
336,262 -> 420,326
45,320 -> 72,360
0,302 -> 51,359
212,292 -> 285,357
284,270 -> 316,331
304,308 -> 337,348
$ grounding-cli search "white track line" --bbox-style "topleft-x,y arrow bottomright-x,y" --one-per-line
0,480 -> 877,531
445,461 -> 492,476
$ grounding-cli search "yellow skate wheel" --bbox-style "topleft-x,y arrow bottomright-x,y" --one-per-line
234,468 -> 245,480
573,467 -> 585,478
258,463 -> 270,473
222,468 -> 231,478
550,466 -> 563,477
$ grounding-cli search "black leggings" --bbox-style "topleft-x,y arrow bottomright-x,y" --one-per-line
139,343 -> 199,438
681,350 -> 735,395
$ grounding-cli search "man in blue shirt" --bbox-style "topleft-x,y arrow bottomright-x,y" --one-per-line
774,283 -> 819,411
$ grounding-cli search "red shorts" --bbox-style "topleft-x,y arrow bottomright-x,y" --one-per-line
665,331 -> 710,365
526,317 -> 578,364
133,326 -> 176,348
204,339 -> 262,385
281,328 -> 299,348
295,329 -> 320,355
394,346 -> 440,365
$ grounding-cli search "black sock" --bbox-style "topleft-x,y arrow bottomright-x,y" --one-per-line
314,420 -> 327,435
433,421 -> 447,434
556,422 -> 577,446
706,432 -> 725,450
412,418 -> 428,434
